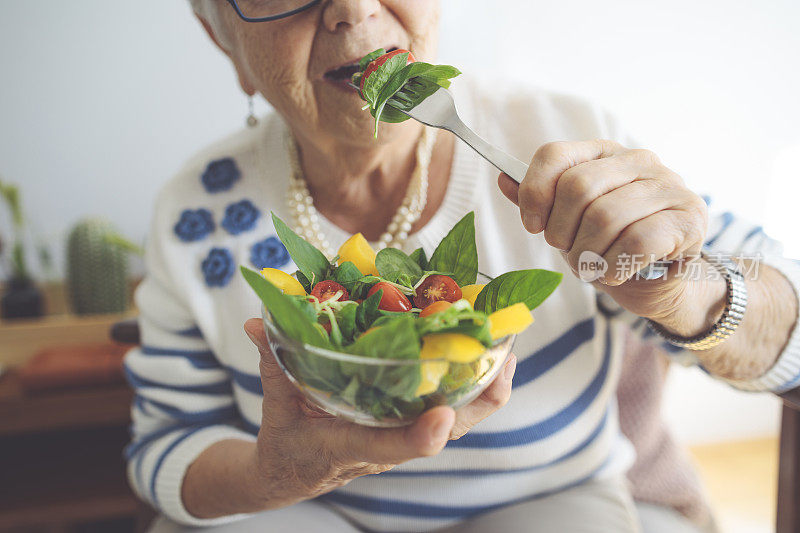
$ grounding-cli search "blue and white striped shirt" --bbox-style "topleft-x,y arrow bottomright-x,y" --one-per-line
124,80 -> 800,530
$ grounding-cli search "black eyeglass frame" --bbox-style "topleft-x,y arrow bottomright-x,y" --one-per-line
226,0 -> 323,22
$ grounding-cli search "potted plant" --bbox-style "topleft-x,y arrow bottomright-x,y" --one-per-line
0,179 -> 44,319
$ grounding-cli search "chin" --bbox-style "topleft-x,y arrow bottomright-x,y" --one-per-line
318,97 -> 416,148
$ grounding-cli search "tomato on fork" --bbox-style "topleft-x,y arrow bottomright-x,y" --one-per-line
360,49 -> 416,93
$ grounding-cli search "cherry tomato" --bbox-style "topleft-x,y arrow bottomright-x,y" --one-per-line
413,275 -> 462,309
367,282 -> 412,312
311,280 -> 349,302
419,300 -> 452,318
360,49 -> 416,92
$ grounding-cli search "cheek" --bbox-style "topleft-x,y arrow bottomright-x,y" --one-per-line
236,24 -> 318,116
386,0 -> 440,58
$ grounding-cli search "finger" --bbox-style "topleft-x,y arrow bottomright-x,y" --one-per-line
244,318 -> 303,420
601,205 -> 708,286
329,405 -> 456,465
450,354 -> 516,439
564,177 -> 682,272
544,152 -> 659,251
498,173 -> 520,206
517,140 -> 626,234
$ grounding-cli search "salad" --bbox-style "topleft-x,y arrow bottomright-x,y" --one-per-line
351,48 -> 461,137
241,212 -> 562,420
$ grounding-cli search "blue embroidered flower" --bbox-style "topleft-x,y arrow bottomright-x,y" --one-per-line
250,236 -> 290,269
201,157 -> 241,193
221,199 -> 260,235
201,247 -> 235,287
174,209 -> 215,242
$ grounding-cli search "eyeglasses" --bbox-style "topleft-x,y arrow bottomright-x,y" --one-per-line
227,0 -> 322,22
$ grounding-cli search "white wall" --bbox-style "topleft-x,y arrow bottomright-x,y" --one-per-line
2,0 -> 799,444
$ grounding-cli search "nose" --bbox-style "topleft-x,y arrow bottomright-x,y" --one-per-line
322,0 -> 381,32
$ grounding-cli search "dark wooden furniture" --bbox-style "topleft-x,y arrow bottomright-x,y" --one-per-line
0,371 -> 139,532
777,390 -> 800,533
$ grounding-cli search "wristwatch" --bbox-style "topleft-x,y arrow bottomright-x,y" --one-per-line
647,252 -> 748,351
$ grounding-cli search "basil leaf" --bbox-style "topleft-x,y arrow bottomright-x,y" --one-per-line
362,52 -> 409,106
428,211 -> 478,286
359,48 -> 386,71
350,275 -> 381,300
240,266 -> 331,349
272,213 -> 330,286
474,269 -> 563,314
345,315 -> 422,402
410,248 -> 428,271
374,105 -> 412,124
415,303 -> 492,346
332,261 -> 364,292
295,270 -> 312,293
347,314 -> 420,359
341,375 -> 361,406
335,303 -> 358,344
356,289 -> 383,331
376,248 -> 423,285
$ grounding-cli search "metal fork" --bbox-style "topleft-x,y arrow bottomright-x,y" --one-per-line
367,82 -> 669,281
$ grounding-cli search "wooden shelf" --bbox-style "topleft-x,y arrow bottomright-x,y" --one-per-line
0,371 -> 133,437
0,312 -> 137,369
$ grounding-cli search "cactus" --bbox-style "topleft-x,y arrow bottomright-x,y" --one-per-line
66,218 -> 129,315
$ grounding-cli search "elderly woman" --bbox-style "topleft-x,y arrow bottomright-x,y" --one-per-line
124,1 -> 800,532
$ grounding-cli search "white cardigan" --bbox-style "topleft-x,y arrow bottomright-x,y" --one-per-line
123,77 -> 800,531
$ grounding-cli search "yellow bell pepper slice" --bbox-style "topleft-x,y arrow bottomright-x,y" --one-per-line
338,233 -> 379,276
416,352 -> 449,397
460,284 -> 486,308
420,333 -> 486,364
260,268 -> 306,296
488,302 -> 534,340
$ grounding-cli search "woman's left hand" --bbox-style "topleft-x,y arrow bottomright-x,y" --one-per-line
498,140 -> 718,324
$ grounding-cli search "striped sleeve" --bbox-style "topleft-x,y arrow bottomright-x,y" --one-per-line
124,205 -> 256,526
702,207 -> 800,393
621,204 -> 800,393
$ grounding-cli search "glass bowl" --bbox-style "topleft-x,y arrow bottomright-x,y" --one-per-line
261,307 -> 515,427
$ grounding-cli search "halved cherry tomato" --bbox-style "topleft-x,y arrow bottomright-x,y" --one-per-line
419,300 -> 452,318
360,49 -> 416,93
413,275 -> 462,309
367,282 -> 412,312
311,280 -> 349,302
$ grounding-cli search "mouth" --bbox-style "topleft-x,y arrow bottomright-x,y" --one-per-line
322,46 -> 399,91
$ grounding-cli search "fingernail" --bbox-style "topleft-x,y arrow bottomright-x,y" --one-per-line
504,356 -> 517,381
245,328 -> 263,349
522,213 -> 542,233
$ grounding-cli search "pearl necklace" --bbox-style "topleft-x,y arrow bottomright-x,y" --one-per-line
286,127 -> 437,258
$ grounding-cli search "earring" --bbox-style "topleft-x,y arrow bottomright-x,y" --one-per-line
246,95 -> 258,128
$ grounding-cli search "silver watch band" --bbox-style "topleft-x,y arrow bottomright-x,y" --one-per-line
647,252 -> 748,351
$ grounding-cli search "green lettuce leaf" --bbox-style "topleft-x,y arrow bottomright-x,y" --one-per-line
271,213 -> 330,286
428,211 -> 478,286
375,248 -> 423,286
474,269 -> 563,314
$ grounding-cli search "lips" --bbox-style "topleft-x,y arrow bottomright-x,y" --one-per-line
322,46 -> 399,84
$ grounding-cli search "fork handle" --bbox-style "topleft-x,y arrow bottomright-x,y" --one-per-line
445,116 -> 670,281
445,116 -> 529,183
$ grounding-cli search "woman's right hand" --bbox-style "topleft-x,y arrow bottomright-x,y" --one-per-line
243,318 -> 517,508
